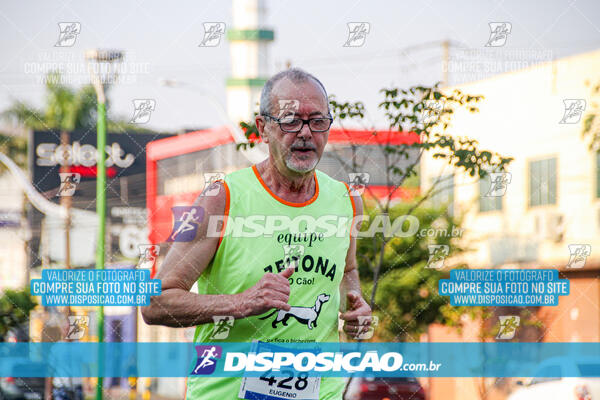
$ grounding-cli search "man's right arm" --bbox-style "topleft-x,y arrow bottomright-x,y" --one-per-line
141,181 -> 293,328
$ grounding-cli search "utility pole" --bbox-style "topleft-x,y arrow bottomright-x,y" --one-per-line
85,48 -> 124,400
59,131 -> 72,270
60,130 -> 72,319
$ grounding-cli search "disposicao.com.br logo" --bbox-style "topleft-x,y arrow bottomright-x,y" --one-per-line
203,213 -> 437,239
190,346 -> 442,376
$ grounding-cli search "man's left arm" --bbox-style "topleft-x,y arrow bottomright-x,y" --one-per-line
339,194 -> 372,338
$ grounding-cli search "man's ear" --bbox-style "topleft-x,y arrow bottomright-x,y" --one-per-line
256,115 -> 269,144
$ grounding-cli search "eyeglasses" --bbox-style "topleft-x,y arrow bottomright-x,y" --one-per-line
263,114 -> 333,133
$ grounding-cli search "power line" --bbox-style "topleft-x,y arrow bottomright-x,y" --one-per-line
288,40 -> 449,66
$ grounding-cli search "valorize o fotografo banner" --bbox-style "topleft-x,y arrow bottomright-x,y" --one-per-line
438,269 -> 570,306
29,268 -> 569,308
21,268 -> 586,380
30,268 -> 161,306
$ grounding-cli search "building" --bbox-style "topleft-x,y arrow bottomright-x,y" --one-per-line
0,172 -> 28,291
421,49 -> 600,399
226,0 -> 274,125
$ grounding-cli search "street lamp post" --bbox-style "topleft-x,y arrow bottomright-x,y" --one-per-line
85,49 -> 123,400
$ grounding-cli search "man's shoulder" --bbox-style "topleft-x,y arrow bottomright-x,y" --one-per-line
223,166 -> 254,184
315,169 -> 362,215
315,169 -> 351,192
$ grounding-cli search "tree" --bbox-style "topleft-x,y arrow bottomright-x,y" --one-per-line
0,288 -> 37,342
330,84 -> 513,336
3,71 -> 97,132
582,80 -> 600,150
0,132 -> 27,174
2,71 -> 158,135
239,83 -> 513,341
359,202 -> 468,341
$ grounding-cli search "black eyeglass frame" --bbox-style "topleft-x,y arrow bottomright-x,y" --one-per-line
262,114 -> 333,133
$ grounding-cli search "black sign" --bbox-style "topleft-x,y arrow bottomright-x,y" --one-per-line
27,130 -> 173,268
30,130 -> 172,193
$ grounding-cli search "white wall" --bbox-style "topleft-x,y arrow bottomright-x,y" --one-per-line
421,49 -> 600,268
0,172 -> 28,290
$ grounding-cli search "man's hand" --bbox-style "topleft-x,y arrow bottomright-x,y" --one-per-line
340,290 -> 372,339
237,267 -> 295,317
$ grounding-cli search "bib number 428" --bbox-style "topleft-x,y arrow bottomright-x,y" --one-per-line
259,370 -> 309,391
239,369 -> 320,400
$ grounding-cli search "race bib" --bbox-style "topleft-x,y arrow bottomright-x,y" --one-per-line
238,341 -> 321,400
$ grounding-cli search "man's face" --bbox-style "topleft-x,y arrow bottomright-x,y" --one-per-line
257,79 -> 330,174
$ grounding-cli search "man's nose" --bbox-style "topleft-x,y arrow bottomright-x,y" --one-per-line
296,121 -> 313,140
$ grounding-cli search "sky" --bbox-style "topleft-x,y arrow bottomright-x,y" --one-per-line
1,0 -> 600,133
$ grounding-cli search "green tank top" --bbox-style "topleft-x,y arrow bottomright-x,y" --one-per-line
186,165 -> 355,399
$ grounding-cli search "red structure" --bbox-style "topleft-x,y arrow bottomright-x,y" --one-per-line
146,126 -> 419,246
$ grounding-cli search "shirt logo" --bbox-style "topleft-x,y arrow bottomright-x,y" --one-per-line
259,293 -> 330,330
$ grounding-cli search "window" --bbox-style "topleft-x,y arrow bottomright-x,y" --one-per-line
429,174 -> 454,215
318,144 -> 419,187
479,173 -> 503,212
156,143 -> 251,196
529,157 -> 557,207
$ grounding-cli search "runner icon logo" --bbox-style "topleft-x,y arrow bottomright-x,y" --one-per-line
211,316 -> 234,340
130,99 -> 156,124
425,244 -> 449,269
566,244 -> 591,269
485,22 -> 512,47
201,172 -> 225,197
559,99 -> 586,124
66,316 -> 89,340
344,23 -> 370,47
199,23 -> 226,47
137,245 -> 160,270
55,22 -> 81,47
346,172 -> 369,196
191,345 -> 222,375
484,172 -> 511,197
57,173 -> 81,197
168,206 -> 204,242
496,316 -> 520,340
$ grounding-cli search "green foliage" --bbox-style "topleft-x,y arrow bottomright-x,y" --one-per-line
581,81 -> 600,150
237,116 -> 261,150
2,71 -> 159,134
236,82 -> 515,341
333,83 -> 513,182
0,289 -> 37,341
3,71 -> 97,131
0,132 -> 27,173
356,203 -> 471,340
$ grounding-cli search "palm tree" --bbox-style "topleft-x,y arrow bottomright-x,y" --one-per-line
3,71 -> 97,132
2,70 -> 158,134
